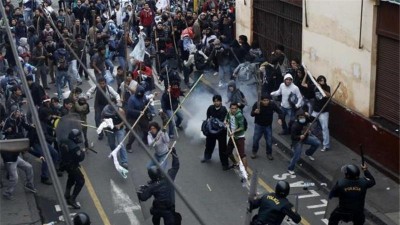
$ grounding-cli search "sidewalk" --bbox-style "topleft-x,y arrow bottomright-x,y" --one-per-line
0,156 -> 42,225
271,124 -> 399,225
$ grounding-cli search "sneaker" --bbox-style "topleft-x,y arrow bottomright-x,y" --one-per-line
200,158 -> 210,163
213,72 -> 218,76
127,148 -> 133,153
169,135 -> 175,139
288,170 -> 295,175
121,163 -> 129,170
321,147 -> 329,152
24,184 -> 37,193
98,134 -> 103,140
307,155 -> 315,161
267,154 -> 274,160
2,193 -> 13,200
41,178 -> 53,185
67,198 -> 81,209
218,81 -> 224,87
250,152 -> 258,159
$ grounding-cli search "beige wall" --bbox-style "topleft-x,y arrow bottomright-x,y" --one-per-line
302,0 -> 378,116
235,0 -> 253,42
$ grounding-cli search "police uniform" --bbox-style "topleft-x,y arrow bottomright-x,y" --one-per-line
328,167 -> 376,225
137,150 -> 180,225
250,193 -> 301,225
59,130 -> 86,209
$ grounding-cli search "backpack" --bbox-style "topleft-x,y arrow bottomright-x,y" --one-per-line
194,51 -> 207,71
288,92 -> 298,108
201,117 -> 225,136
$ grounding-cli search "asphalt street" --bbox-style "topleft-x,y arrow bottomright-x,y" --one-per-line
29,73 -> 364,225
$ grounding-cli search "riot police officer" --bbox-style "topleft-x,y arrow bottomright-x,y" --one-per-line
73,212 -> 91,225
249,181 -> 301,225
59,129 -> 86,209
137,148 -> 181,225
328,164 -> 376,225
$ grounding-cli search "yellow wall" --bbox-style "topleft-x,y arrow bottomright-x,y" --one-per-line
302,0 -> 378,116
235,0 -> 253,42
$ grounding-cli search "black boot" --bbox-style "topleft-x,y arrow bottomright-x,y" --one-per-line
67,196 -> 81,209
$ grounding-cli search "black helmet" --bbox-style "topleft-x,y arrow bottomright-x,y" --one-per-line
341,164 -> 360,179
148,166 -> 162,181
73,212 -> 91,225
68,129 -> 83,144
275,181 -> 290,198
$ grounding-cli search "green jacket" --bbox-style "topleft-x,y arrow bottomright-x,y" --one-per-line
225,109 -> 245,138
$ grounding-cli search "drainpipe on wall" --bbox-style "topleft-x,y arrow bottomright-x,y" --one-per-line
305,0 -> 309,27
359,0 -> 364,49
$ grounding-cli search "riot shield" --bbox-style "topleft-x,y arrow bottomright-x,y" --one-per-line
324,166 -> 342,219
55,113 -> 83,142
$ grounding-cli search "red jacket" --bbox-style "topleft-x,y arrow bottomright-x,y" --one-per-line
139,9 -> 154,27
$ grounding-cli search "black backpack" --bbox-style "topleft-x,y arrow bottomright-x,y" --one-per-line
194,51 -> 207,71
201,117 -> 225,136
243,116 -> 248,131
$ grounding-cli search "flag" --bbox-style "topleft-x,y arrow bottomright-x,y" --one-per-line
108,144 -> 129,179
130,33 -> 145,62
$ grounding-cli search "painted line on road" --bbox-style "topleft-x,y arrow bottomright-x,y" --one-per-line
247,168 -> 311,225
81,167 -> 111,225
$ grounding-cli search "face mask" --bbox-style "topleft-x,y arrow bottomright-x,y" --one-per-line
299,118 -> 306,123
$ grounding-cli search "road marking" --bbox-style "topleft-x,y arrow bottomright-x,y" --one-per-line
110,179 -> 140,225
273,173 -> 297,180
307,199 -> 327,209
247,168 -> 311,225
81,167 -> 111,225
55,204 -> 61,212
299,190 -> 320,199
314,211 -> 325,215
206,183 -> 212,191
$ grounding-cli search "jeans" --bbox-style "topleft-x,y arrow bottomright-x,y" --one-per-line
288,134 -> 320,171
281,107 -> 295,133
146,153 -> 168,171
117,56 -> 126,71
165,109 -> 183,137
31,143 -> 60,179
35,65 -> 48,88
218,64 -> 231,83
252,124 -> 272,155
23,9 -> 33,26
105,58 -> 114,73
3,156 -> 34,197
105,128 -> 128,164
312,111 -> 330,148
56,70 -> 72,101
68,60 -> 82,83
94,105 -> 107,135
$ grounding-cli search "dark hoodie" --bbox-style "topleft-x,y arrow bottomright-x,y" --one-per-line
127,85 -> 146,119
290,109 -> 311,144
313,75 -> 331,113
227,80 -> 246,109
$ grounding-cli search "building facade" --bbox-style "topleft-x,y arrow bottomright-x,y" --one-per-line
235,0 -> 399,179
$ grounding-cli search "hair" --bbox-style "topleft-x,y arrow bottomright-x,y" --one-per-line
250,40 -> 260,49
275,44 -> 285,52
97,77 -> 106,83
149,122 -> 161,131
212,94 -> 222,102
291,58 -> 300,65
239,35 -> 248,43
63,98 -> 72,105
230,102 -> 239,108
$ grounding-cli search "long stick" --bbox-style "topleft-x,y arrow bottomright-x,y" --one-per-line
302,82 -> 341,136
302,63 -> 327,97
154,28 -> 161,73
360,144 -> 365,166
0,2 -> 73,224
81,123 -> 114,133
165,65 -> 179,138
159,140 -> 177,166
163,74 -> 204,129
226,125 -> 249,185
39,7 -> 207,224
119,99 -> 153,144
